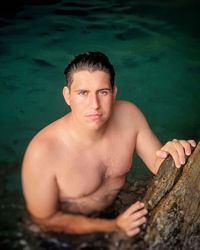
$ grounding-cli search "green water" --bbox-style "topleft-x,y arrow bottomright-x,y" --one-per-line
1,0 -> 200,165
0,0 -> 200,248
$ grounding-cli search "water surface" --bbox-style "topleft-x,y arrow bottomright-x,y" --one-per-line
0,0 -> 200,249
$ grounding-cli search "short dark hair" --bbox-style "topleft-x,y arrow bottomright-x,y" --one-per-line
64,51 -> 115,89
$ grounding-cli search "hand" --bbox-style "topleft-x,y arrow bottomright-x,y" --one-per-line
115,201 -> 148,237
156,139 -> 196,168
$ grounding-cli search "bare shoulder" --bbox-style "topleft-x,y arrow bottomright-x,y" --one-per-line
113,100 -> 147,126
114,100 -> 144,114
21,117 -> 69,219
22,116 -> 68,173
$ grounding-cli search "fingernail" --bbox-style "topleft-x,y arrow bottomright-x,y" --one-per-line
162,152 -> 167,157
186,151 -> 191,155
181,160 -> 185,165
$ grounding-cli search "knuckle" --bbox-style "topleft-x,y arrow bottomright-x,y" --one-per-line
173,141 -> 180,147
179,140 -> 188,147
166,141 -> 172,147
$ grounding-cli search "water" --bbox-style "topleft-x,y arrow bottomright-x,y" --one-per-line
0,165 -> 151,250
0,0 -> 200,249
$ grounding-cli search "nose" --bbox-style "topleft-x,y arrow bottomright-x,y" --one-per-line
90,93 -> 100,110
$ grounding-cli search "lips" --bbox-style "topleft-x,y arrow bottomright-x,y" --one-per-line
85,113 -> 102,120
86,113 -> 101,117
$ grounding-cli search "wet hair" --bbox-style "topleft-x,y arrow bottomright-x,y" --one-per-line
64,51 -> 115,89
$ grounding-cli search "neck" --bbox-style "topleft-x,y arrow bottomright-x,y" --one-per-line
68,114 -> 108,145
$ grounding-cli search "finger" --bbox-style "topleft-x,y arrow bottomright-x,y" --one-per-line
156,150 -> 168,158
129,216 -> 147,229
126,227 -> 140,237
178,140 -> 192,156
178,140 -> 194,156
130,208 -> 148,221
187,139 -> 196,148
125,202 -> 145,216
160,141 -> 180,168
172,139 -> 186,166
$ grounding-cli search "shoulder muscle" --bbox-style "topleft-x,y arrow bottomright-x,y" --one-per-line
22,136 -> 58,219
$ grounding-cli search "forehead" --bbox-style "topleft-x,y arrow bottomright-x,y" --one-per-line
71,70 -> 111,89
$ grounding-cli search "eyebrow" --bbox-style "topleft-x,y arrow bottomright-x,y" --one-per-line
75,88 -> 112,92
97,88 -> 112,91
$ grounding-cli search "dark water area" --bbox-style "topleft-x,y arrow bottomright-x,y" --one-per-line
0,0 -> 200,249
0,162 -> 152,250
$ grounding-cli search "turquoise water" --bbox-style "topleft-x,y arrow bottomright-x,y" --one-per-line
0,0 -> 200,249
1,0 -> 200,165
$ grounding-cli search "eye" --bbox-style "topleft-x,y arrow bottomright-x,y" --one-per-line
98,90 -> 109,96
78,90 -> 88,96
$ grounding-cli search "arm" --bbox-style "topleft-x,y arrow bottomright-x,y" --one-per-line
133,107 -> 162,174
134,106 -> 196,173
33,213 -> 116,234
33,202 -> 147,237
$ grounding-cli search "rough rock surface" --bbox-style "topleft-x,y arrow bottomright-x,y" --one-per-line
120,142 -> 200,250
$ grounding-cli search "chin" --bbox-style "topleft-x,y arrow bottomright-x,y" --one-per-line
87,120 -> 108,130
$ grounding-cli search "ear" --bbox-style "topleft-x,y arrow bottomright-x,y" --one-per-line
63,86 -> 71,106
112,85 -> 117,100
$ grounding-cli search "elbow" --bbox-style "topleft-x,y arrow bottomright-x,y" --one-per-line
29,212 -> 59,233
30,214 -> 50,232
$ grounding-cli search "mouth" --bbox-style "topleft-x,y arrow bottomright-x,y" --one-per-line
85,113 -> 102,120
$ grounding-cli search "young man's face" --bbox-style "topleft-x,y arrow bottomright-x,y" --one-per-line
63,70 -> 117,131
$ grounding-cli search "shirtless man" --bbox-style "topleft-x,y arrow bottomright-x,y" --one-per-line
22,51 -> 196,237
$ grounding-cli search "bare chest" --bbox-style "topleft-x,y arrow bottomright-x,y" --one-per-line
56,145 -> 133,200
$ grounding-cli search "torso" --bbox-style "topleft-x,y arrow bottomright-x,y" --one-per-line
35,101 -> 138,215
57,134 -> 134,215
